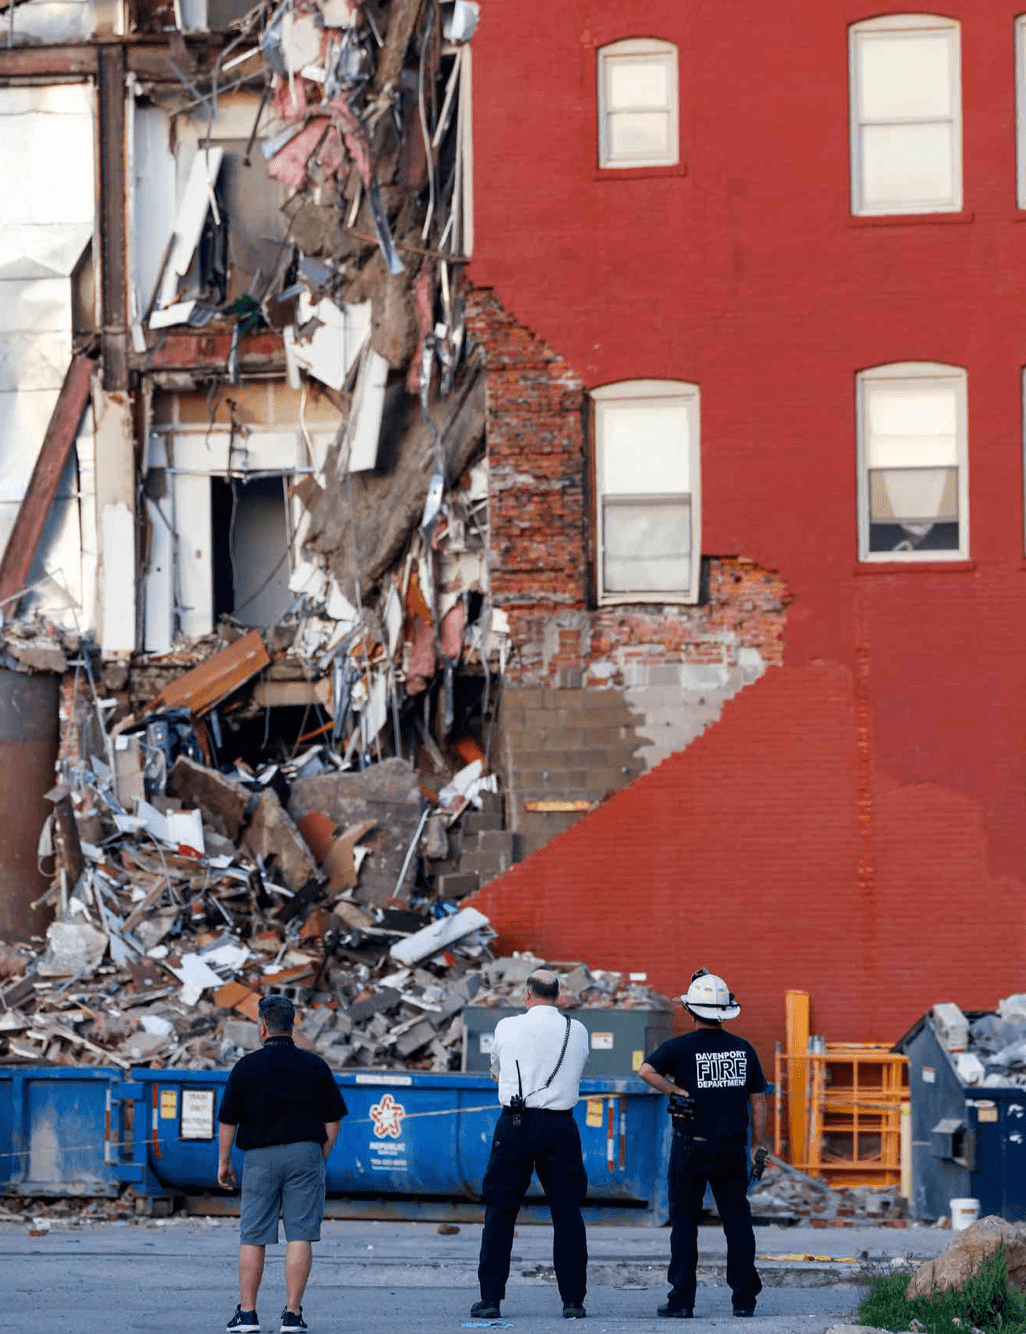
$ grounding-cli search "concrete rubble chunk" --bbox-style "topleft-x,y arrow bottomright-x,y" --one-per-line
933,1002 -> 970,1052
243,789 -> 319,893
167,757 -> 252,842
906,1215 -> 1026,1297
290,758 -> 423,904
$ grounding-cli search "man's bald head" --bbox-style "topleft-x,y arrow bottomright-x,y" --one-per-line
526,970 -> 559,1002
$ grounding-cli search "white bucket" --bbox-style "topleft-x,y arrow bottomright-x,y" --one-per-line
950,1198 -> 980,1232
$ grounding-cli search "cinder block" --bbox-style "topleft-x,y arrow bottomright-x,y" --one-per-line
474,829 -> 515,854
463,809 -> 504,833
436,872 -> 480,899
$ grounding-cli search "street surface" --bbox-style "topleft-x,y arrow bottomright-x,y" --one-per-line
0,1217 -> 949,1334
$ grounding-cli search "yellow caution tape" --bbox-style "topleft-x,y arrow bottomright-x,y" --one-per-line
757,1254 -> 859,1263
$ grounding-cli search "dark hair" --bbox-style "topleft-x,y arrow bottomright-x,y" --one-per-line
258,994 -> 295,1034
526,971 -> 559,1001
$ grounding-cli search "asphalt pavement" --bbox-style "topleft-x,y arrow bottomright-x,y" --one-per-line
0,1217 -> 949,1334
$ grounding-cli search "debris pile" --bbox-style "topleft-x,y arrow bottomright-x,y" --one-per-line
928,998 -> 1026,1088
749,1168 -> 910,1227
0,644 -> 667,1073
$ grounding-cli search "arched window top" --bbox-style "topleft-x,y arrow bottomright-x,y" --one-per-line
596,40 -> 679,170
599,36 -> 678,58
850,13 -> 958,33
593,378 -> 697,400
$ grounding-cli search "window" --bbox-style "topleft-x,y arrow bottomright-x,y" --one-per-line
597,39 -> 679,169
592,381 -> 700,602
856,364 -> 968,561
849,16 -> 962,215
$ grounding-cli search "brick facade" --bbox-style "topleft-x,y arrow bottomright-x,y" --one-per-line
465,1 -> 1026,1061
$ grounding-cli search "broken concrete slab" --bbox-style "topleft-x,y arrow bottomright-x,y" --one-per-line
168,756 -> 252,842
389,906 -> 490,966
289,758 -> 422,904
242,789 -> 320,894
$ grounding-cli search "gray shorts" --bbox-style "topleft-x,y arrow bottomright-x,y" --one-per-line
240,1141 -> 326,1246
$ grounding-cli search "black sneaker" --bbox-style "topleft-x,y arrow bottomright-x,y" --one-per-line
733,1307 -> 756,1318
658,1304 -> 693,1318
226,1308 -> 260,1333
562,1303 -> 587,1319
470,1301 -> 502,1319
280,1309 -> 307,1332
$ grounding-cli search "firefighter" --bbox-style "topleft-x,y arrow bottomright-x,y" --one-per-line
638,969 -> 767,1319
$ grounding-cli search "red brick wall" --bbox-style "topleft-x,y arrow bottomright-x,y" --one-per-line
465,1 -> 1026,1058
466,289 -> 790,686
470,663 -> 1026,1072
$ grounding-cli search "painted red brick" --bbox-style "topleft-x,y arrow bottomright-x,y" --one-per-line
465,1 -> 1026,1057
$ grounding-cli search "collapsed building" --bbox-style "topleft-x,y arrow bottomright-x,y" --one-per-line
0,0 -> 790,990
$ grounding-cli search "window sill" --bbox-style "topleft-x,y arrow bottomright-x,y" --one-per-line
854,559 -> 976,574
848,210 -> 974,228
595,162 -> 688,183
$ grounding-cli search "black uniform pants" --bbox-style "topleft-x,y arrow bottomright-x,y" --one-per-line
477,1109 -> 588,1307
667,1135 -> 761,1312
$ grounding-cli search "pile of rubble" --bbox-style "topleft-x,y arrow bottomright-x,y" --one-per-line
931,998 -> 1026,1087
749,1166 -> 910,1228
0,646 -> 667,1072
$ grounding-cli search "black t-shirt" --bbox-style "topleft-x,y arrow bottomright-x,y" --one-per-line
218,1036 -> 348,1151
645,1027 -> 766,1145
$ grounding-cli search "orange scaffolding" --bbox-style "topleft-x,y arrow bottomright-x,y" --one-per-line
773,1001 -> 909,1188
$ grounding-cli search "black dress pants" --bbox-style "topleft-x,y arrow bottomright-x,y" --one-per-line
477,1109 -> 588,1307
666,1136 -> 762,1312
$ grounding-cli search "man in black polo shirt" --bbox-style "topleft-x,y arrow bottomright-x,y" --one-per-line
218,995 -> 347,1334
639,969 -> 767,1320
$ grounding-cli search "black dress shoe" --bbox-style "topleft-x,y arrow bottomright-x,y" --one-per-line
470,1302 -> 501,1319
562,1304 -> 587,1319
658,1304 -> 693,1318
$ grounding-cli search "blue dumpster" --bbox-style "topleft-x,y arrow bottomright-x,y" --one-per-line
140,1069 -> 672,1224
897,1012 -> 1026,1222
0,1066 -> 672,1222
0,1067 -> 158,1198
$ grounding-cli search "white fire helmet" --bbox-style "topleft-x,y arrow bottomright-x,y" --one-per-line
681,968 -> 740,1021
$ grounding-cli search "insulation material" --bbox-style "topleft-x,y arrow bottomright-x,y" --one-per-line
153,148 -> 225,320
0,85 -> 94,629
348,349 -> 389,471
290,295 -> 370,391
0,0 -> 97,42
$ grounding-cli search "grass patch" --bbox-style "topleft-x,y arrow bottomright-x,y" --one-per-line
859,1246 -> 1026,1334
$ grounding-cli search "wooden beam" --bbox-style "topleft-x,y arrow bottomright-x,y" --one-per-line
0,44 -> 98,78
0,355 -> 94,608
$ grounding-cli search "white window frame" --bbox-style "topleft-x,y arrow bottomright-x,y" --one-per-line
597,38 -> 679,170
1016,16 -> 1026,208
849,15 -> 962,216
593,380 -> 700,604
856,362 -> 969,563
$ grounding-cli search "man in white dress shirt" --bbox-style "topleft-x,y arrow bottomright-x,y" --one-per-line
472,970 -> 590,1320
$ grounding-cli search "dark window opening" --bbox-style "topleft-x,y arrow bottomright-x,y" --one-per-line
211,475 -> 292,630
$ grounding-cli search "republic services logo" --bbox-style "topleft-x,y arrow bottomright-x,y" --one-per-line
369,1094 -> 406,1139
